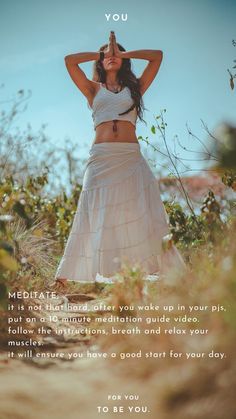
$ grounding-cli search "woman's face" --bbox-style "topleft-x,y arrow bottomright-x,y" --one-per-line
102,54 -> 123,72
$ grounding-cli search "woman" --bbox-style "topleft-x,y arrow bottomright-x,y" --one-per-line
54,31 -> 186,285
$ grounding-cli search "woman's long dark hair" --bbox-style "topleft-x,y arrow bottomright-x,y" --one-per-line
92,43 -> 147,125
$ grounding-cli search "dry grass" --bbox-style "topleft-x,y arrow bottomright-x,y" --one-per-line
8,216 -> 57,280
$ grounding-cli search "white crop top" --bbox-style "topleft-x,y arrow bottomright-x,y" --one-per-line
87,83 -> 138,131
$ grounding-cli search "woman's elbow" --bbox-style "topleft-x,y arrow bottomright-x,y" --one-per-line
153,50 -> 163,62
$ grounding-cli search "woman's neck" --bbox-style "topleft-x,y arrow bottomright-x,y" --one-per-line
105,71 -> 119,86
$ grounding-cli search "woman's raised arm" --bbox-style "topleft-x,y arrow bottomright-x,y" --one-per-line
121,49 -> 163,62
65,51 -> 100,65
64,32 -> 114,98
121,49 -> 163,96
64,52 -> 100,99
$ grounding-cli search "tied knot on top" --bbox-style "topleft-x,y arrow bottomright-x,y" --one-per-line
113,103 -> 136,132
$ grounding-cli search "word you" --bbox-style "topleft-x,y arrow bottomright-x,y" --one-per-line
97,406 -> 149,413
105,13 -> 128,21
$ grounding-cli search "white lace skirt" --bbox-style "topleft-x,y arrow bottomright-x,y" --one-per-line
54,142 -> 186,283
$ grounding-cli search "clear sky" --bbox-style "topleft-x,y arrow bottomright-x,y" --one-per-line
0,0 -> 235,175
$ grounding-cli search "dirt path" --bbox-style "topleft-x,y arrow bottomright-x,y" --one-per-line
0,290 -> 159,419
1,285 -> 235,419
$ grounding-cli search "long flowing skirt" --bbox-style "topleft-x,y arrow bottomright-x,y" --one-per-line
54,142 -> 186,283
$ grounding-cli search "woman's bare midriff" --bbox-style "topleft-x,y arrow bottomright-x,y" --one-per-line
92,120 -> 139,145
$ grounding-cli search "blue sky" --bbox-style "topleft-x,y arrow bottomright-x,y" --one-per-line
0,0 -> 235,175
